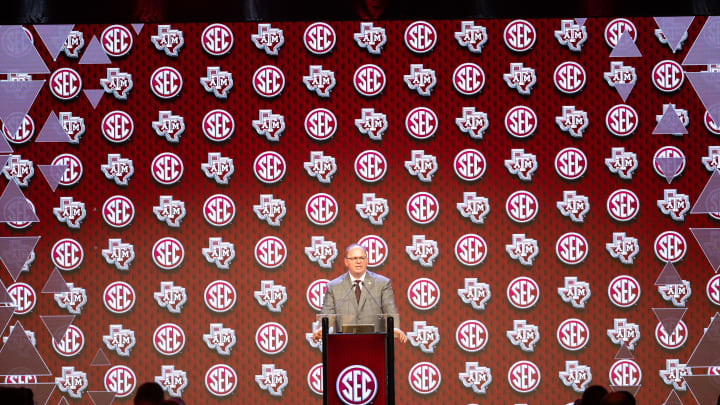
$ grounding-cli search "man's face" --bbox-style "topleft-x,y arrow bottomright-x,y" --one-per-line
344,247 -> 367,278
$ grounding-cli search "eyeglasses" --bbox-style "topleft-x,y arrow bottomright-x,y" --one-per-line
345,256 -> 367,262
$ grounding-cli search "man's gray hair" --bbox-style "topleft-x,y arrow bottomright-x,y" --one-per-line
345,243 -> 367,257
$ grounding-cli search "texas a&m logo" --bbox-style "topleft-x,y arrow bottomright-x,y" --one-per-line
253,65 -> 285,98
609,360 -> 641,387
506,234 -> 538,266
104,365 -> 136,398
455,21 -> 488,53
3,154 -> 33,186
404,64 -> 436,96
658,189 -> 690,221
255,364 -> 288,396
605,147 -> 638,179
656,104 -> 689,132
151,25 -> 184,56
153,195 -> 186,227
559,361 -> 592,393
504,19 -> 536,52
3,114 -> 34,144
505,149 -> 537,181
201,153 -> 234,184
255,236 -> 287,268
608,276 -> 641,308
304,236 -> 337,268
152,237 -> 184,270
253,110 -> 285,142
658,280 -> 691,307
407,321 -> 440,353
58,112 -> 84,143
303,65 -> 336,97
53,196 -> 86,228
456,107 -> 489,139
254,194 -> 286,226
405,150 -> 437,182
458,278 -> 491,310
655,230 -> 686,263
151,66 -> 183,99
556,232 -> 588,265
459,362 -> 492,394
54,283 -> 87,315
152,111 -> 185,143
355,108 -> 387,140
457,192 -> 490,224
50,68 -> 82,100
202,237 -> 235,270
507,320 -> 539,352
102,195 -> 134,228
604,61 -> 636,88
406,235 -> 438,267
63,30 -> 84,57
304,152 -> 336,183
555,20 -> 587,51
255,280 -> 288,312
356,193 -> 389,225
554,61 -> 586,94
205,364 -> 237,397
101,238 -> 135,270
605,18 -> 637,48
154,281 -> 187,313
52,238 -> 83,271
557,191 -> 590,223
408,362 -> 441,394
55,366 -> 88,399
408,278 -> 440,310
354,22 -> 386,54
507,361 -> 540,393
156,365 -> 188,397
453,63 -> 484,95
405,21 -> 436,53
251,24 -> 283,55
202,23 -> 233,55
504,63 -> 536,95
558,276 -> 591,309
101,154 -> 134,185
102,324 -> 136,356
100,68 -> 133,100
200,67 -> 233,98
660,359 -> 691,391
655,25 -> 688,50
557,318 -> 589,351
556,106 -> 588,138
204,323 -> 236,355
607,318 -> 640,349
655,320 -> 688,350
702,146 -> 720,171
101,24 -> 132,56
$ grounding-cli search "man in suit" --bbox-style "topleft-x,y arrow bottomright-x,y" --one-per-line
313,244 -> 407,343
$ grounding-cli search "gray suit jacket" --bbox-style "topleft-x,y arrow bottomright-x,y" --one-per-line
320,270 -> 399,333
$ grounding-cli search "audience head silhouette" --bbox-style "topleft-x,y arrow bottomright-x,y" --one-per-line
600,391 -> 636,405
134,382 -> 164,405
582,385 -> 609,405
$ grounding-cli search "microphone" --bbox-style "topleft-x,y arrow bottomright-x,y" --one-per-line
331,281 -> 358,312
360,280 -> 382,311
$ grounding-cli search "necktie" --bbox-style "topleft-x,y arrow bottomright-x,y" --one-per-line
354,280 -> 361,303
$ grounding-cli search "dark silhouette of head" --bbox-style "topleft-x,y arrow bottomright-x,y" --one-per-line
582,385 -> 609,405
601,391 -> 636,405
134,382 -> 164,405
0,387 -> 34,405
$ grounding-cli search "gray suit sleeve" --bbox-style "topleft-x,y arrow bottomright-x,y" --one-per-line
320,283 -> 336,315
380,279 -> 399,329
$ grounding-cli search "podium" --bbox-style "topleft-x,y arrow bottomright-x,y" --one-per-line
319,314 -> 396,405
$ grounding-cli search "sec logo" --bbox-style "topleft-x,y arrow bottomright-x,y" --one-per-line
556,232 -> 588,265
306,279 -> 329,311
101,25 -> 132,56
508,361 -> 540,393
606,189 -> 639,221
504,20 -> 536,52
407,192 -> 439,224
405,107 -> 438,139
202,109 -> 235,141
151,152 -> 183,185
101,110 -> 134,143
606,104 -> 638,137
556,318 -> 589,351
454,234 -> 487,266
255,236 -> 287,268
7,282 -> 36,314
255,322 -> 288,355
204,280 -> 236,312
407,278 -> 440,310
52,325 -> 84,357
103,281 -> 135,314
305,108 -> 337,140
608,360 -> 642,386
506,191 -> 538,223
104,365 -> 136,398
203,194 -> 235,226
306,193 -> 338,225
307,363 -> 323,396
453,63 -> 484,95
358,235 -> 388,267
554,61 -> 586,94
408,362 -> 441,394
205,364 -> 237,396
454,149 -> 486,181
50,68 -> 82,100
152,237 -> 185,270
254,151 -> 286,183
355,150 -> 387,182
653,146 -> 685,177
102,195 -> 134,228
338,365 -> 378,404
153,323 -> 185,355
655,320 -> 688,350
652,60 -> 684,92
51,153 -> 83,186
604,18 -> 637,48
608,275 -> 641,308
455,320 -> 488,352
150,66 -> 183,99
506,276 -> 539,309
708,274 -> 720,306
202,23 -> 233,56
555,147 -> 587,180
354,64 -> 386,97
655,231 -> 686,263
253,65 -> 285,97
505,106 -> 537,138
6,198 -> 34,229
304,22 -> 335,54
2,114 -> 34,144
404,21 -> 436,53
52,238 -> 84,271
705,111 -> 720,134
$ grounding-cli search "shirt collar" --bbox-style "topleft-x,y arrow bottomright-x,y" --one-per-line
349,272 -> 366,283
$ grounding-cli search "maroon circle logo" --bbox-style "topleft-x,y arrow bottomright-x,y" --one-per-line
654,231 -> 686,262
101,110 -> 134,143
606,189 -> 639,221
2,114 -> 34,144
453,63 -> 485,95
504,20 -> 536,52
52,325 -> 84,357
202,23 -> 233,55
404,21 -> 437,53
101,25 -> 133,56
608,275 -> 641,308
604,18 -> 637,48
653,146 -> 685,177
554,61 -> 586,94
408,362 -> 441,394
204,280 -> 236,312
353,64 -> 386,96
253,65 -> 285,97
304,22 -> 336,54
254,151 -> 286,183
405,107 -> 438,139
705,111 -> 720,134
202,109 -> 234,141
508,361 -> 540,392
51,238 -> 84,271
652,60 -> 684,92
354,150 -> 387,182
8,282 -> 36,314
708,274 -> 720,306
556,232 -> 588,265
205,364 -> 237,396
255,322 -> 288,354
152,237 -> 184,270
102,195 -> 135,228
104,365 -> 136,397
254,236 -> 287,268
51,153 -> 83,186
151,152 -> 183,185
305,108 -> 337,140
556,318 -> 589,351
307,363 -> 323,396
337,365 -> 378,404
555,147 -> 587,180
358,235 -> 388,267
655,320 -> 688,350
505,106 -> 537,138
507,276 -> 539,309
203,194 -> 235,226
7,198 -> 34,229
505,191 -> 538,223
153,323 -> 185,355
407,278 -> 440,310
407,192 -> 439,224
305,193 -> 338,225
454,234 -> 487,266
608,360 -> 641,386
455,320 -> 488,352
103,281 -> 135,314
606,104 -> 638,136
454,149 -> 485,181
306,279 -> 329,311
150,66 -> 183,99
50,68 -> 82,100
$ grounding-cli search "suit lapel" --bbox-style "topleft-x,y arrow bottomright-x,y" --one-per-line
359,272 -> 374,311
340,274 -> 358,310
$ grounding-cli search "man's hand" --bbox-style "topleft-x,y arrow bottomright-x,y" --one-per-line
312,328 -> 322,343
394,328 -> 407,343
